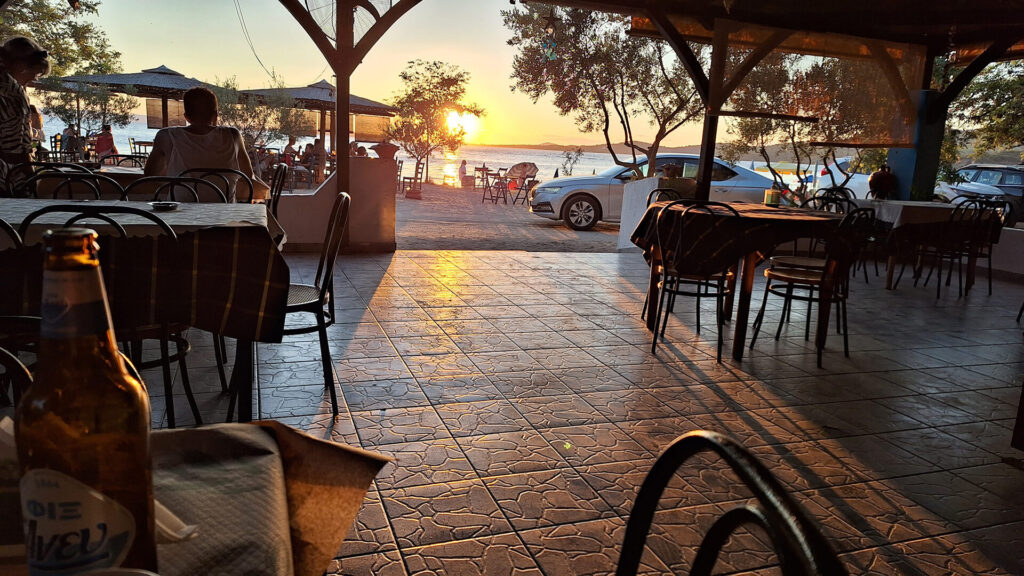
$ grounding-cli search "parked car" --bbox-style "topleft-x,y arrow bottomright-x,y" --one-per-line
955,164 -> 1024,197
528,154 -> 774,230
813,157 -> 871,198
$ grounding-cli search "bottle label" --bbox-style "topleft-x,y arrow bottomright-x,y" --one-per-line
40,269 -> 113,339
20,469 -> 135,575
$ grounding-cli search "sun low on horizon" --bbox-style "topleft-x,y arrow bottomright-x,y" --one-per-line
446,111 -> 481,144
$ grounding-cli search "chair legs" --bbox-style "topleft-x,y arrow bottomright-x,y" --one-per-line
315,309 -> 339,416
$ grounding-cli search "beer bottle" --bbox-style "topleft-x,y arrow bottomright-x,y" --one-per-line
15,228 -> 157,573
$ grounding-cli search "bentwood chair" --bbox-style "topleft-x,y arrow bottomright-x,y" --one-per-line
267,163 -> 288,218
0,345 -> 32,409
276,192 -> 351,416
178,168 -> 255,203
650,201 -> 742,362
639,189 -> 685,323
750,208 -> 875,367
126,176 -> 227,203
615,430 -> 846,576
18,205 -> 201,426
12,172 -> 126,201
99,154 -> 148,167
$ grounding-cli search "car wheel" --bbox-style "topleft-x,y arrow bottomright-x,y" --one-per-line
563,195 -> 600,230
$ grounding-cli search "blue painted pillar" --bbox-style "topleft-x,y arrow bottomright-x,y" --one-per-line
887,90 -> 947,201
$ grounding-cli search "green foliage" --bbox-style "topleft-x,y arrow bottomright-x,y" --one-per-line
952,61 -> 1024,159
503,6 -> 703,177
211,76 -> 306,149
937,126 -> 969,183
560,146 -> 583,175
383,60 -> 482,177
2,0 -> 138,134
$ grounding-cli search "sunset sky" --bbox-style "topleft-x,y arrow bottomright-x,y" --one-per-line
84,0 -> 706,147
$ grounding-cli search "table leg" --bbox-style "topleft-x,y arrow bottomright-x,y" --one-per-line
730,253 -> 758,362
723,261 -> 739,322
645,258 -> 661,332
229,338 -> 255,422
1013,378 -> 1024,451
966,244 -> 978,293
816,273 -> 835,365
885,255 -> 896,290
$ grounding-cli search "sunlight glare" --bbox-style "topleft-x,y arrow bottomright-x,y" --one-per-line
447,111 -> 480,143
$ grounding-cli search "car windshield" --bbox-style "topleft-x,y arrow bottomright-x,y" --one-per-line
598,163 -> 643,178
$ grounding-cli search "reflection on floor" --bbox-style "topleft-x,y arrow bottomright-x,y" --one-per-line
153,250 -> 1024,575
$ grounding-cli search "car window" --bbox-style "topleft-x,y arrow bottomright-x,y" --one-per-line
1001,171 -> 1023,186
977,170 -> 1002,186
711,163 -> 736,181
957,168 -> 978,182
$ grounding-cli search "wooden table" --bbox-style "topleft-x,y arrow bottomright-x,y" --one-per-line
632,202 -> 842,361
0,200 -> 288,423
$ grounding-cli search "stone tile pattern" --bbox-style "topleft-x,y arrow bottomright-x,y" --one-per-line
151,251 -> 1024,575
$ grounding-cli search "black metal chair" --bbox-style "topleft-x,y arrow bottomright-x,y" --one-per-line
126,176 -> 227,203
277,192 -> 350,416
897,199 -> 989,299
99,154 -> 148,167
639,189 -> 687,323
0,217 -> 21,250
17,205 -> 202,427
650,201 -> 742,362
267,163 -> 288,218
0,344 -> 32,409
178,168 -> 254,203
12,171 -> 126,201
512,177 -> 539,205
751,208 -> 875,367
615,430 -> 846,576
813,185 -> 856,200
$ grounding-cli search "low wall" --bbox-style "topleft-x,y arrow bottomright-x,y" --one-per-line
276,157 -> 396,253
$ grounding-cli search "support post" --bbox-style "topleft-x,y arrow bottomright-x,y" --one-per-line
887,90 -> 945,200
161,96 -> 169,128
335,1 -> 353,194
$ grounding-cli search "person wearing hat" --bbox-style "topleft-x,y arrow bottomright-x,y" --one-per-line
0,36 -> 50,193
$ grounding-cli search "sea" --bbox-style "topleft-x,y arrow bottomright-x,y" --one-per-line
41,116 -> 618,184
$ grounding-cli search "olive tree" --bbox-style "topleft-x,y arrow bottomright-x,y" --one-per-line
503,6 -> 703,177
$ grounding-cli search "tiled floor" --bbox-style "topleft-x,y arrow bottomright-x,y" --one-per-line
157,250 -> 1023,575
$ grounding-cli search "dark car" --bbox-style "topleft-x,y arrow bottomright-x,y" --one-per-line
956,164 -> 1024,197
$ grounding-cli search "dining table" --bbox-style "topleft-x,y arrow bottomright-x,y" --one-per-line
852,198 -> 997,290
96,164 -> 147,188
632,201 -> 843,362
0,199 -> 289,423
0,421 -> 389,576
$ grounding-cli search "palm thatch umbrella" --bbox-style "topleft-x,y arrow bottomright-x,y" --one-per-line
41,65 -> 217,127
241,80 -> 395,151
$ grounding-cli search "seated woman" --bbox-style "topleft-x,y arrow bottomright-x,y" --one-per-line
145,87 -> 265,202
94,124 -> 117,159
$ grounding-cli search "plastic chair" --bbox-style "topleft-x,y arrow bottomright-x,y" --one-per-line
277,192 -> 351,416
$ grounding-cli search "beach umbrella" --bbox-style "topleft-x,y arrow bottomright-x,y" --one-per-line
240,80 -> 395,151
39,65 -> 217,128
506,162 -> 539,180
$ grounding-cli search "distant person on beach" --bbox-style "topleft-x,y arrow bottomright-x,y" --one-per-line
94,124 -> 117,159
458,160 -> 467,181
145,86 -> 266,201
28,104 -> 44,148
355,145 -> 367,157
0,36 -> 49,192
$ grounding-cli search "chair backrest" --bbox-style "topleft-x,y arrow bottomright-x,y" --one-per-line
49,133 -> 61,152
800,195 -> 856,214
313,193 -> 352,303
615,430 -> 846,576
0,345 -> 32,406
268,163 -> 288,217
126,176 -> 227,203
128,137 -> 138,154
99,154 -> 147,167
646,187 -> 683,205
825,207 -> 876,281
177,168 -> 254,203
655,200 -> 744,278
0,217 -> 23,250
814,186 -> 855,200
15,172 -> 126,201
5,162 -> 90,194
18,204 -> 178,240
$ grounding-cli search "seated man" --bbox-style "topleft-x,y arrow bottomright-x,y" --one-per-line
145,87 -> 265,201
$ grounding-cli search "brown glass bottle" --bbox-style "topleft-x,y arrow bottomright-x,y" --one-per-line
16,228 -> 157,573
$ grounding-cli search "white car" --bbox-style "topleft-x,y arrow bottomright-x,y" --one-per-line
528,154 -> 775,230
813,157 -> 871,198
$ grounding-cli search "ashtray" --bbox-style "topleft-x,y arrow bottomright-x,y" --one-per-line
149,201 -> 180,212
